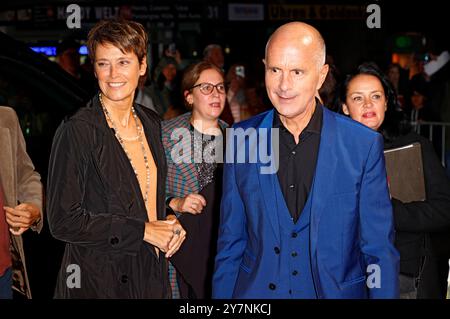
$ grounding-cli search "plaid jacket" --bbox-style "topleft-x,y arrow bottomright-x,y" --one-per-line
162,112 -> 227,199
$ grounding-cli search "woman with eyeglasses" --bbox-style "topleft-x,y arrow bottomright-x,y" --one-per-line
161,61 -> 228,298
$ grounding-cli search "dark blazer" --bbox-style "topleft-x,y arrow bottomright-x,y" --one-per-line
47,95 -> 170,298
387,132 -> 450,275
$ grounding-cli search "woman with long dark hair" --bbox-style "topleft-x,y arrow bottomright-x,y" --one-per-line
335,62 -> 450,299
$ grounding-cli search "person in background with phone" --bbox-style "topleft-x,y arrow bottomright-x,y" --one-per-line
164,43 -> 189,71
335,62 -> 450,299
225,64 -> 249,124
203,44 -> 225,70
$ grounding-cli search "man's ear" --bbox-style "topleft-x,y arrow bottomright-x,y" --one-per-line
317,64 -> 329,91
342,103 -> 350,115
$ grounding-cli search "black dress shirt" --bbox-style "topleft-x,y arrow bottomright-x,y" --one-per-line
273,104 -> 322,223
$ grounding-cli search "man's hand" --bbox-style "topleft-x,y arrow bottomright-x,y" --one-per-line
4,203 -> 40,235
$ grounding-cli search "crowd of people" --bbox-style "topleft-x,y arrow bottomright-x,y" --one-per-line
1,18 -> 450,299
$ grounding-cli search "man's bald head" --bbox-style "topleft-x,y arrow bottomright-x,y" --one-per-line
265,22 -> 326,69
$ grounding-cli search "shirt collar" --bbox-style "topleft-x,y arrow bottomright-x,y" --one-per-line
273,100 -> 323,134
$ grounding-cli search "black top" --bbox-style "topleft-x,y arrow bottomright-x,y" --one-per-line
191,125 -> 220,190
273,104 -> 322,223
170,128 -> 224,299
170,166 -> 223,299
46,95 -> 170,298
386,132 -> 450,276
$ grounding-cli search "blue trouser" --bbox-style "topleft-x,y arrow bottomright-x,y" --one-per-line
0,267 -> 12,299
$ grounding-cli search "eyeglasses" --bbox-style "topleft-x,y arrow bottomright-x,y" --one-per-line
190,82 -> 226,95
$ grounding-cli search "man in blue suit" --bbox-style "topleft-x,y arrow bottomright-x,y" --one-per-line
212,22 -> 399,299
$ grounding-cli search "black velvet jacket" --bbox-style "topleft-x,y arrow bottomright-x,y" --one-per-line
47,94 -> 170,298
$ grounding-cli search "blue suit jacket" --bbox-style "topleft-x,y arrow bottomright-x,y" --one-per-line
212,106 -> 399,299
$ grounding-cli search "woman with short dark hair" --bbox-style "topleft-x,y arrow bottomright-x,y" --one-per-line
47,19 -> 185,298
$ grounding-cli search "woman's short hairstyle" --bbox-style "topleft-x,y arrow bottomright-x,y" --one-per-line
87,19 -> 148,64
181,61 -> 224,109
335,62 -> 410,142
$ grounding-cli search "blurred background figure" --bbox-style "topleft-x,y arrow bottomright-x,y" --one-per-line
336,62 -> 450,299
386,63 -> 409,109
319,55 -> 340,110
56,38 -> 81,79
407,76 -> 433,123
203,44 -> 224,70
134,69 -> 159,114
55,37 -> 97,97
163,42 -> 189,71
243,86 -> 270,119
423,40 -> 450,175
225,63 -> 248,124
150,56 -> 183,119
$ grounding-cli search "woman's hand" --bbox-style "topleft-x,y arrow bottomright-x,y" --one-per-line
169,193 -> 206,215
164,215 -> 186,258
143,218 -> 186,258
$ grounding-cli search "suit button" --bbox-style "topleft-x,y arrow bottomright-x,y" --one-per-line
289,289 -> 292,294
292,270 -> 298,276
274,247 -> 280,254
291,251 -> 298,257
291,232 -> 297,238
121,275 -> 128,283
110,237 -> 119,245
269,283 -> 276,290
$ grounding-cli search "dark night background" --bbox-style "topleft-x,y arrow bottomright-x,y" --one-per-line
0,0 -> 448,299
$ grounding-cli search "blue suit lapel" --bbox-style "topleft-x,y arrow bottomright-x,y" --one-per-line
256,110 -> 281,243
309,107 -> 338,268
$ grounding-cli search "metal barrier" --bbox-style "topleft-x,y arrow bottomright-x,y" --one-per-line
411,121 -> 450,167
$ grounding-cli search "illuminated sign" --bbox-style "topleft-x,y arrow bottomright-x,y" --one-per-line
30,45 -> 88,56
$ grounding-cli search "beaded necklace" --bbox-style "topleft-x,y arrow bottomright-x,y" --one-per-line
99,93 -> 150,208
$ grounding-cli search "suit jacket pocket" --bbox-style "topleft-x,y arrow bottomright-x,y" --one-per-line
339,275 -> 366,289
239,250 -> 256,274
